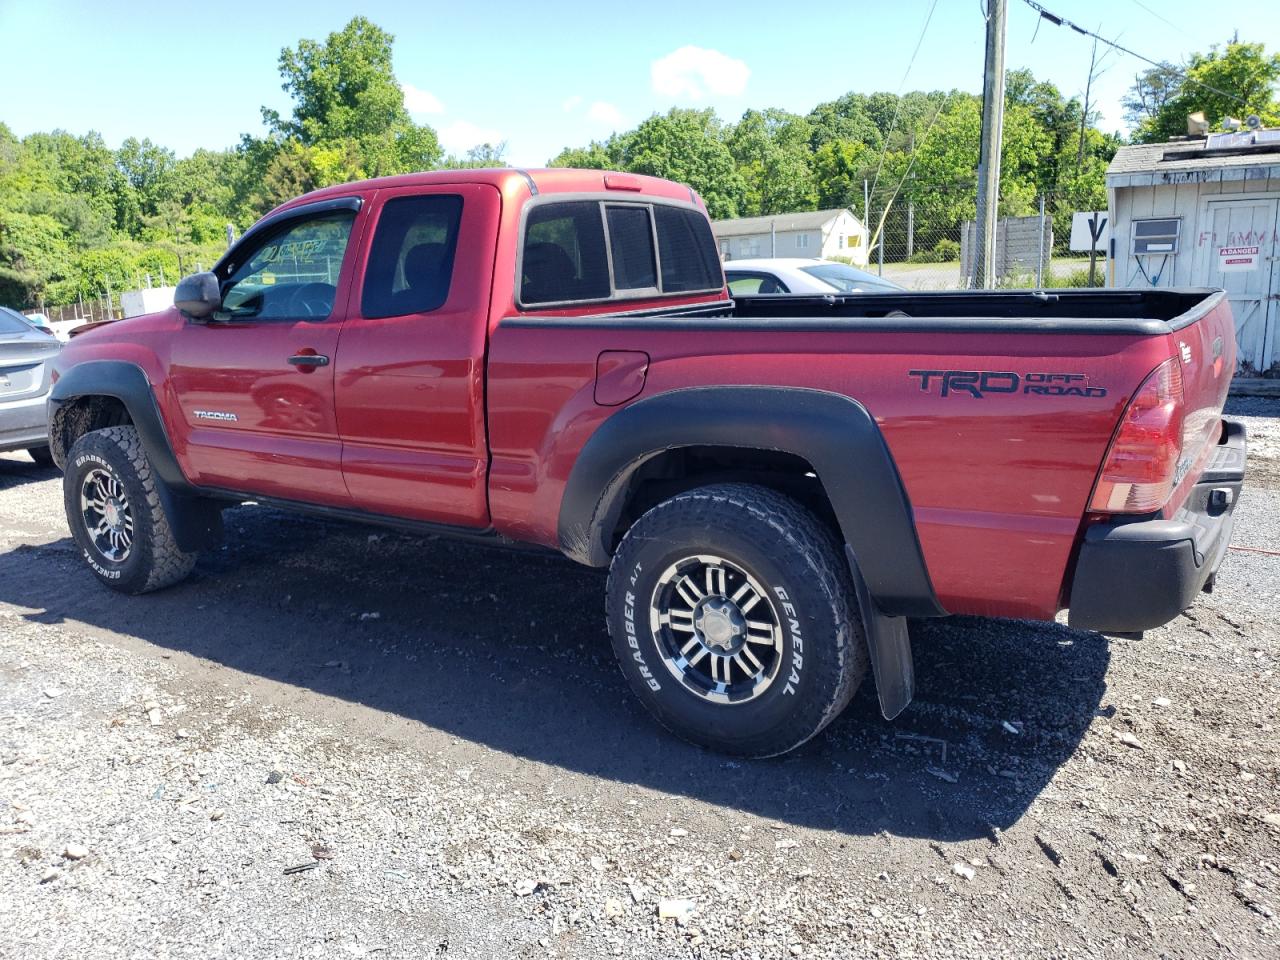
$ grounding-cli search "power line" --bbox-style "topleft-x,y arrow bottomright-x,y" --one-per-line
1126,0 -> 1197,42
868,0 -> 942,209
1017,0 -> 1248,105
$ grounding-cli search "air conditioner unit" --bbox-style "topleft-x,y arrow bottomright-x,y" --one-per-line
1132,217 -> 1181,255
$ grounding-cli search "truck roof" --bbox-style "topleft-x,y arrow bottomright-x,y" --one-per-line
277,168 -> 703,216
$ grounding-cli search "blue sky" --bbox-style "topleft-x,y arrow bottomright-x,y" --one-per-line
2,0 -> 1277,165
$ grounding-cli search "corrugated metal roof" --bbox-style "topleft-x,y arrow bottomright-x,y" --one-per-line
1107,138 -> 1280,187
711,208 -> 862,237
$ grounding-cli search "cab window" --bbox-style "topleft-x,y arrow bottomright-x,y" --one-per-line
361,195 -> 464,318
220,211 -> 355,320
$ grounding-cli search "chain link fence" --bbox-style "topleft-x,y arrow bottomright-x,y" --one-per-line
853,188 -> 1107,290
30,298 -> 118,325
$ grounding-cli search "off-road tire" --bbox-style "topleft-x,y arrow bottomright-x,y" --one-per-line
27,445 -> 54,467
605,483 -> 868,757
63,426 -> 197,594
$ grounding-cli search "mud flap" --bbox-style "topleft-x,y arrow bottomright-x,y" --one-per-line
846,545 -> 914,720
154,481 -> 225,553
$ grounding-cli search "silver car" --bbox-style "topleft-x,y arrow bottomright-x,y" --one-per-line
0,306 -> 61,465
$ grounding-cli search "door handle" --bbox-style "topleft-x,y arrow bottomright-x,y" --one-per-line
288,353 -> 329,368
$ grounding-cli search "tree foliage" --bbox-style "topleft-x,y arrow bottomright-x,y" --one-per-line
0,17 -> 446,308
1125,42 -> 1280,143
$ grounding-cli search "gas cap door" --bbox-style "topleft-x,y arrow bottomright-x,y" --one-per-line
594,350 -> 650,406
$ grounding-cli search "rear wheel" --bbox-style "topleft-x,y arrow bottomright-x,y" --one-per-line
605,483 -> 868,757
63,426 -> 197,594
27,445 -> 54,467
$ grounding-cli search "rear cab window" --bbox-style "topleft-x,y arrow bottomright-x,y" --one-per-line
519,197 -> 722,308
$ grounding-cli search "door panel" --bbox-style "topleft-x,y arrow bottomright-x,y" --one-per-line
335,183 -> 500,526
1196,198 -> 1278,376
169,205 -> 363,505
170,321 -> 349,504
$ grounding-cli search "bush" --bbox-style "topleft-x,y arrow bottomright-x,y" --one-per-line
934,238 -> 960,260
905,238 -> 959,264
1000,265 -> 1105,289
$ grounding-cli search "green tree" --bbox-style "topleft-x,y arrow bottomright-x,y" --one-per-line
266,16 -> 407,144
621,109 -> 746,219
727,109 -> 817,216
806,93 -> 884,152
250,15 -> 441,200
0,211 -> 72,306
812,139 -> 871,210
1126,42 -> 1280,143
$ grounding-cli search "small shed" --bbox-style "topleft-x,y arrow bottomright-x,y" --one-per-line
712,208 -> 869,265
1107,131 -> 1280,379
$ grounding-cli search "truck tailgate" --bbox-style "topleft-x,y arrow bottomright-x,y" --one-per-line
1164,292 -> 1236,516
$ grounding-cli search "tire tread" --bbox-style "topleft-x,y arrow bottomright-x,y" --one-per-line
606,482 -> 868,757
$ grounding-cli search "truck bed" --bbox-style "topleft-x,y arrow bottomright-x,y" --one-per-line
489,287 -> 1236,621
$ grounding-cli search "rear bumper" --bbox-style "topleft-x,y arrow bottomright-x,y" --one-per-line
0,392 -> 50,452
1067,418 -> 1246,633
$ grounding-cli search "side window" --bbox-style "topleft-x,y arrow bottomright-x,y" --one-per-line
220,212 -> 355,320
522,202 -> 610,305
654,205 -> 723,293
361,194 -> 464,318
727,273 -> 787,295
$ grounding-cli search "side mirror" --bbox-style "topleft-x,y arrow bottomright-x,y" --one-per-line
174,272 -> 222,320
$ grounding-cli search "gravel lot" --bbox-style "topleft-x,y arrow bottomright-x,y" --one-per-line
1,398 -> 1278,959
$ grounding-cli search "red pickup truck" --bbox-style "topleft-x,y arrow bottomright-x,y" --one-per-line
47,168 -> 1246,757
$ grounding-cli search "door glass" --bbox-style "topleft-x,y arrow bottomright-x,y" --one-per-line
361,195 -> 464,318
220,212 -> 355,321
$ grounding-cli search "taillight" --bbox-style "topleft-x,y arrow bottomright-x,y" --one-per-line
1089,358 -> 1184,514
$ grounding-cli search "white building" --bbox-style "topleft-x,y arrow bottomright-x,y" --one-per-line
1107,131 -> 1280,381
712,208 -> 869,266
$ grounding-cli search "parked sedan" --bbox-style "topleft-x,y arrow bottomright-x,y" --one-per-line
0,306 -> 61,465
724,258 -> 903,296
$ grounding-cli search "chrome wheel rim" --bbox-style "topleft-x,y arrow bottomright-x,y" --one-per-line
650,554 -> 784,704
80,467 -> 133,562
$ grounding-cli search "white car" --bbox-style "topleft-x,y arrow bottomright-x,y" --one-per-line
724,258 -> 902,296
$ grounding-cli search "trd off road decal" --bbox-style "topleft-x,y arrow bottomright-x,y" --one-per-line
908,369 -> 1107,399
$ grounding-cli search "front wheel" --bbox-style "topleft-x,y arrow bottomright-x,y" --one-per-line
63,426 -> 197,594
605,483 -> 868,757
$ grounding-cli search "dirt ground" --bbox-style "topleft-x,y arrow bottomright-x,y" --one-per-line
1,398 -> 1277,960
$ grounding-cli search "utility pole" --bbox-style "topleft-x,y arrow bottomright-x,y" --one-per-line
974,0 -> 1007,289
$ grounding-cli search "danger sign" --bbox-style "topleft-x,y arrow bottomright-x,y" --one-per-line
1218,245 -> 1260,272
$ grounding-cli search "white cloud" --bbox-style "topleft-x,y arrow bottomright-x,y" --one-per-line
439,120 -> 505,154
586,100 -> 625,129
401,82 -> 444,115
561,94 -> 583,113
650,46 -> 750,100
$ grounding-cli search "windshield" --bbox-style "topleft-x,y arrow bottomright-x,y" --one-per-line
0,306 -> 33,336
799,262 -> 900,293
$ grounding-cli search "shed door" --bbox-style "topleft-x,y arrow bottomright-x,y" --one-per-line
1196,197 -> 1279,377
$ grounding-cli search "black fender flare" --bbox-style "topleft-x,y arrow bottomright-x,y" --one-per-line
558,385 -> 944,620
558,386 -> 942,720
49,360 -> 223,551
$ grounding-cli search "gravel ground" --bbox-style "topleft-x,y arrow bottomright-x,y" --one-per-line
1,398 -> 1278,959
